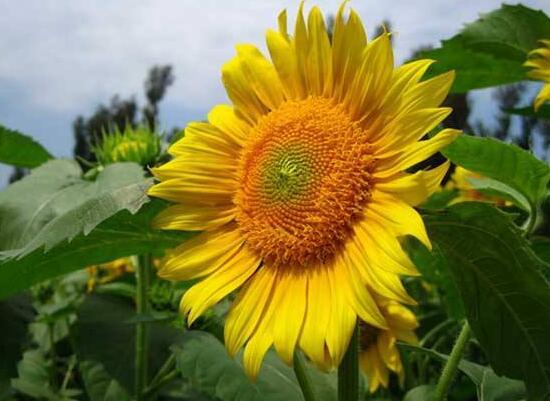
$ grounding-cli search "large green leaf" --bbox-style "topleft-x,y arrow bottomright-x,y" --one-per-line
0,125 -> 53,168
79,361 -> 131,401
401,343 -> 526,401
442,135 -> 550,220
424,203 -> 550,400
0,201 -> 192,300
0,159 -> 151,256
72,293 -> 181,395
420,5 -> 550,92
0,295 -> 35,400
174,330 -> 336,401
405,237 -> 464,319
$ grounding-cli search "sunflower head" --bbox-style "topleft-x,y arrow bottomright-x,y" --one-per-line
94,124 -> 161,166
149,3 -> 460,379
446,166 -> 506,205
86,257 -> 134,292
524,39 -> 550,111
359,298 -> 418,393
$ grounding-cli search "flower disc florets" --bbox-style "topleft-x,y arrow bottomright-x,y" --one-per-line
235,96 -> 375,268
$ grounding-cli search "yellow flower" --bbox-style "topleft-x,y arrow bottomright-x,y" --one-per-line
446,166 -> 504,205
359,298 -> 418,393
525,39 -> 550,111
148,4 -> 459,378
86,257 -> 134,292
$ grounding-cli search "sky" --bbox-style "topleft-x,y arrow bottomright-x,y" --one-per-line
0,0 -> 548,185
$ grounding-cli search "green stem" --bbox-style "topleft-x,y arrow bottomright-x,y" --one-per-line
338,324 -> 359,401
142,370 -> 178,399
148,354 -> 176,391
293,352 -> 316,401
434,321 -> 471,401
135,254 -> 152,401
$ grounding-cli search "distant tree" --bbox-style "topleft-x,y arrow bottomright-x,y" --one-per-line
492,83 -> 524,141
8,167 -> 27,183
143,66 -> 175,130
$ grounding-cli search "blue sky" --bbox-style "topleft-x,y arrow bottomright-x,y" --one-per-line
0,0 -> 547,185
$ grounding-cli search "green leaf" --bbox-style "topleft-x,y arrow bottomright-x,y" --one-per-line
0,295 -> 35,399
0,201 -> 192,300
442,135 -> 550,218
174,330 -> 336,401
72,293 -> 181,394
79,360 -> 131,401
505,105 -> 550,120
420,4 -> 550,92
0,159 -> 151,257
530,236 -> 550,280
405,237 -> 465,319
0,125 -> 53,168
424,203 -> 550,400
403,385 -> 436,401
401,343 -> 526,401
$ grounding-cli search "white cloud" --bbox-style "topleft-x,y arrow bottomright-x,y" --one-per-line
0,0 -> 547,114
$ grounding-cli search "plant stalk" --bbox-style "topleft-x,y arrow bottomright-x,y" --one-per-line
293,351 -> 316,401
135,254 -> 152,401
338,324 -> 359,401
434,321 -> 471,401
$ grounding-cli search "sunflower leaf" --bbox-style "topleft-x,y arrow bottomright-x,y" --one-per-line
0,125 -> 53,168
0,159 -> 151,257
71,293 -> 181,395
173,330 -> 336,401
0,201 -> 192,300
442,135 -> 550,221
419,4 -> 550,92
424,203 -> 550,400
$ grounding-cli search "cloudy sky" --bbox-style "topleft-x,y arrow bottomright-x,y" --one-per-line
0,0 -> 547,185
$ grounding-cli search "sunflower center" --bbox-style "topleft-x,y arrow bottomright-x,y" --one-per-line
235,97 -> 375,268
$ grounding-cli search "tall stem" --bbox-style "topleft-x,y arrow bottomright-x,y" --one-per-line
293,351 -> 316,401
434,321 -> 471,401
338,324 -> 359,401
135,254 -> 152,401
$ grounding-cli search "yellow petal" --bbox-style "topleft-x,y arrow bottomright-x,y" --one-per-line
207,105 -> 250,147
266,29 -> 305,99
222,57 -> 269,124
338,251 -> 392,325
305,7 -> 332,96
346,33 -> 394,121
534,82 -> 550,111
272,270 -> 307,365
235,44 -> 285,110
157,224 -> 243,281
170,122 -> 240,158
366,191 -> 431,248
375,128 -> 461,178
401,70 -> 455,112
354,219 -> 418,276
243,327 -> 273,381
325,264 -> 358,365
375,161 -> 451,206
152,203 -> 235,232
299,267 -> 332,369
224,266 -> 277,356
181,244 -> 261,324
148,176 -> 235,205
332,7 -> 367,101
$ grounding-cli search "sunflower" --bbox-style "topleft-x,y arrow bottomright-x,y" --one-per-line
148,3 -> 460,378
86,257 -> 134,292
525,39 -> 550,111
359,297 -> 418,393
